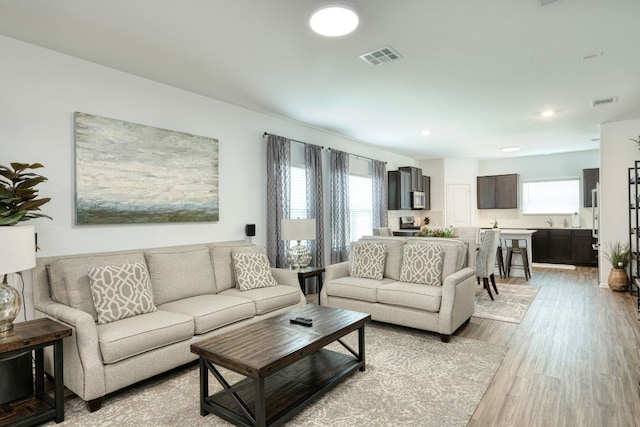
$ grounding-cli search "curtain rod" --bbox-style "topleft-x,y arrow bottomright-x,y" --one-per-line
263,132 -> 386,164
262,132 -> 323,149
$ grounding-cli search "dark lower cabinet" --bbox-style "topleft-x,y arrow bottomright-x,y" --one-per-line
532,229 -> 596,266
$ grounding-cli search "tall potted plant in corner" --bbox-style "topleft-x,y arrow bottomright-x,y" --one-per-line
0,162 -> 51,404
603,241 -> 630,291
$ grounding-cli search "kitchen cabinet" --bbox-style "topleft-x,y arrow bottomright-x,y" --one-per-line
388,169 -> 411,210
399,166 -> 423,191
422,175 -> 431,210
583,168 -> 599,207
532,229 -> 596,266
477,174 -> 519,209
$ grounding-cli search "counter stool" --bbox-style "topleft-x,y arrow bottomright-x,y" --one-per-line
505,239 -> 531,280
495,238 -> 506,279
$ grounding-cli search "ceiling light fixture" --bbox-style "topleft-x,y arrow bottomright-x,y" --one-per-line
500,146 -> 520,153
541,110 -> 555,118
309,6 -> 359,37
421,129 -> 431,136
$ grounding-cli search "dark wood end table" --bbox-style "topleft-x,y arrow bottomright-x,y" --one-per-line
0,318 -> 72,426
191,305 -> 370,427
294,266 -> 325,304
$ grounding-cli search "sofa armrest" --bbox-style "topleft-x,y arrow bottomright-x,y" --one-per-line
35,300 -> 106,401
439,267 -> 476,333
325,262 -> 349,283
270,267 -> 300,288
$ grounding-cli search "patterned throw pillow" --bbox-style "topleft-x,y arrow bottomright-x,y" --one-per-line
232,252 -> 278,291
88,262 -> 157,324
350,242 -> 386,280
400,244 -> 444,286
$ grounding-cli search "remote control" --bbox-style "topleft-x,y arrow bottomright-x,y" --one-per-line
290,316 -> 313,326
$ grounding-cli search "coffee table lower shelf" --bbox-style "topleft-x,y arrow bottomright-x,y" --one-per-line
200,348 -> 362,427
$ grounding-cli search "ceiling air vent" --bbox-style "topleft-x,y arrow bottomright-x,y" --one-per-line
360,46 -> 402,67
591,96 -> 618,107
538,0 -> 560,7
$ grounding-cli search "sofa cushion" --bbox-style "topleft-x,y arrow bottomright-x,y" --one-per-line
358,237 -> 407,280
325,276 -> 395,302
220,285 -> 301,315
400,244 -> 444,286
158,294 -> 255,335
211,244 -> 262,292
406,238 -> 466,282
349,242 -> 386,280
232,251 -> 278,291
88,262 -> 157,324
48,252 -> 146,321
377,281 -> 443,313
145,247 -> 216,305
96,310 -> 194,364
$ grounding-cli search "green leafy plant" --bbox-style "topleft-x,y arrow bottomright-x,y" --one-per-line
603,241 -> 630,269
418,227 -> 458,238
0,162 -> 52,226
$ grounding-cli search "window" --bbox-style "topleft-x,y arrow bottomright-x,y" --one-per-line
290,166 -> 308,220
349,158 -> 373,242
522,179 -> 579,214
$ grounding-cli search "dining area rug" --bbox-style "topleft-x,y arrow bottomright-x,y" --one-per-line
473,283 -> 540,323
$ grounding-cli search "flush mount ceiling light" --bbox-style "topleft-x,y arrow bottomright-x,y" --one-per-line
309,6 -> 359,37
500,146 -> 521,152
421,129 -> 431,136
541,110 -> 556,118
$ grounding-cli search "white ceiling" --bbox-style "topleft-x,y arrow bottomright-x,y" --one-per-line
1,0 -> 639,160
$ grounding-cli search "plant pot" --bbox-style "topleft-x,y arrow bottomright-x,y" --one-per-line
608,268 -> 629,291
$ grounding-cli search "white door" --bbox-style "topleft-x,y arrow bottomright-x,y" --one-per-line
447,184 -> 471,227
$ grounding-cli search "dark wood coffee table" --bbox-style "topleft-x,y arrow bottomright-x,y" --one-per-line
190,304 -> 371,427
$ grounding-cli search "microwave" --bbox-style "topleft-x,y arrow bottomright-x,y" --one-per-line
411,191 -> 425,210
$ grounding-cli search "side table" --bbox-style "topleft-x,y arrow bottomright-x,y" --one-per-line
295,266 -> 325,305
0,318 -> 72,426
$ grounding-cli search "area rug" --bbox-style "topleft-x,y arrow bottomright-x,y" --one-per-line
47,323 -> 507,427
474,283 -> 540,323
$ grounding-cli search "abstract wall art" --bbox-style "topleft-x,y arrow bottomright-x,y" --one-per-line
74,112 -> 219,225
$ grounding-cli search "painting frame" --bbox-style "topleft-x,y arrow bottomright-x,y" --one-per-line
74,112 -> 219,225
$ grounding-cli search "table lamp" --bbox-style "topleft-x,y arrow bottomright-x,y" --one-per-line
281,218 -> 316,269
0,225 -> 36,333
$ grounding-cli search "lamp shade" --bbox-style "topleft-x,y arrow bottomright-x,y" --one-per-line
0,225 -> 37,275
281,218 -> 316,241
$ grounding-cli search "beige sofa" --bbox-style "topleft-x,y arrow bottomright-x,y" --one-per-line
321,236 -> 475,342
33,241 -> 305,411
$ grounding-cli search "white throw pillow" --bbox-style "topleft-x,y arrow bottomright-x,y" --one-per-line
88,262 -> 157,324
400,244 -> 444,286
232,252 -> 278,291
350,242 -> 386,280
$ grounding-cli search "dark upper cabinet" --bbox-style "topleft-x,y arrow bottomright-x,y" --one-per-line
388,169 -> 411,210
422,175 -> 431,210
583,168 -> 599,207
477,174 -> 518,209
399,166 -> 423,191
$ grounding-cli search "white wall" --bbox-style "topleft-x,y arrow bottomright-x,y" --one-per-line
600,118 -> 640,286
477,150 -> 599,229
1,35 -> 413,258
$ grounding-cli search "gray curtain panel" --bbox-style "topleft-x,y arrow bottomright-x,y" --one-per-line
304,144 -> 324,293
372,159 -> 388,227
330,149 -> 350,264
266,134 -> 291,268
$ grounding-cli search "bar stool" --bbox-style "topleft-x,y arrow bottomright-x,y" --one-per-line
505,239 -> 531,280
495,238 -> 506,279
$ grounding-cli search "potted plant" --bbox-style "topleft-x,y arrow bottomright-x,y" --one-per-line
0,162 -> 51,226
603,240 -> 630,291
418,227 -> 458,238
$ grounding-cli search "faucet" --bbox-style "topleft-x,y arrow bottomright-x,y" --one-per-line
544,217 -> 553,227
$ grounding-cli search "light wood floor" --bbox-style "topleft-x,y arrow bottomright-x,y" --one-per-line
460,267 -> 640,427
309,267 -> 640,426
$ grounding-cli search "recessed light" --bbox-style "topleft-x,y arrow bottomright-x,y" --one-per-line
500,146 -> 520,152
541,110 -> 555,118
309,6 -> 359,37
421,129 -> 431,136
